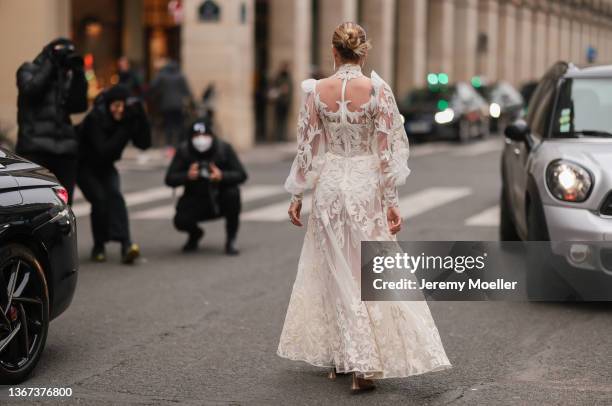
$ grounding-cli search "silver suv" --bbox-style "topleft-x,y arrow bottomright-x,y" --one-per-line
500,62 -> 612,300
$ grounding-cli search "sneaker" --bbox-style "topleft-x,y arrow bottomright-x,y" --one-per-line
182,228 -> 204,252
121,243 -> 141,265
91,245 -> 106,263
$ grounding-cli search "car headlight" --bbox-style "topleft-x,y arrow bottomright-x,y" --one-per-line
489,103 -> 501,118
434,108 -> 454,124
546,160 -> 593,202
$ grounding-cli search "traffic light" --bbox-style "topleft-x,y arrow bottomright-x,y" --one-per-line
437,99 -> 449,110
427,73 -> 439,85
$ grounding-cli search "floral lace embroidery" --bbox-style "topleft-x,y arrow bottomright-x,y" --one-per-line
278,70 -> 450,379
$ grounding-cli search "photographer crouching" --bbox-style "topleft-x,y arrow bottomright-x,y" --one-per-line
78,84 -> 151,264
165,118 -> 247,255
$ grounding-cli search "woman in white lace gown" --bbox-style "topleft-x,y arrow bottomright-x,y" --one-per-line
277,22 -> 451,391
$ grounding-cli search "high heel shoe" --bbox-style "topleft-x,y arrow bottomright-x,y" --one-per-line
351,373 -> 376,393
328,368 -> 337,380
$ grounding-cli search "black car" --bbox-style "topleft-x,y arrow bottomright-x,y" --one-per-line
474,81 -> 524,133
400,82 -> 490,143
0,148 -> 78,383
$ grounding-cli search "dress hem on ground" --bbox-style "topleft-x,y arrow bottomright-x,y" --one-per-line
276,349 -> 452,380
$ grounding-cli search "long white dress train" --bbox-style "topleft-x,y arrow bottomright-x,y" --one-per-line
277,64 -> 451,379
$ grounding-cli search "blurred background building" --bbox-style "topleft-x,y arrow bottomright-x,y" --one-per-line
1,0 -> 612,149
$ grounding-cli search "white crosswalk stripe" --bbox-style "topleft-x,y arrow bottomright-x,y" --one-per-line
465,205 -> 500,226
71,186 -> 179,217
452,138 -> 503,157
241,195 -> 312,222
131,185 -> 285,220
399,187 -> 472,219
241,187 -> 472,222
71,184 -> 500,226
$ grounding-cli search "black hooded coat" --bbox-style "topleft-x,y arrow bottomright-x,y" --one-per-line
78,87 -> 151,170
16,38 -> 88,157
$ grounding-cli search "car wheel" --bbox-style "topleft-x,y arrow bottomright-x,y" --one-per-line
458,119 -> 470,143
525,201 -> 573,301
0,244 -> 49,384
499,186 -> 519,241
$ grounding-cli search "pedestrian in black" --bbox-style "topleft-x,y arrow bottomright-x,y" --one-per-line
16,37 -> 88,203
270,62 -> 293,142
117,56 -> 142,97
165,118 -> 247,255
77,84 -> 152,264
149,60 -> 192,147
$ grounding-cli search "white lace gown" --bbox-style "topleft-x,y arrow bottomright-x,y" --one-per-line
277,64 -> 451,379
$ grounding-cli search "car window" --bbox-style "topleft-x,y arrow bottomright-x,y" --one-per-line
526,62 -> 568,138
551,78 -> 612,138
528,82 -> 555,138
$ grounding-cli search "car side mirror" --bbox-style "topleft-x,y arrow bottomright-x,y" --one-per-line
504,119 -> 529,142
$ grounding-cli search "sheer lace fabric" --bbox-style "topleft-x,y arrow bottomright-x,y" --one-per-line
278,64 -> 451,379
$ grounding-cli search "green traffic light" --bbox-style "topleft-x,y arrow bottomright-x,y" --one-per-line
427,73 -> 439,85
471,76 -> 482,88
438,73 -> 449,85
437,99 -> 449,110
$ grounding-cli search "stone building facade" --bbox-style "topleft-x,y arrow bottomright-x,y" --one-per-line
1,0 -> 612,149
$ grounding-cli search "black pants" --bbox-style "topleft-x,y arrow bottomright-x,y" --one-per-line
163,109 -> 184,146
21,153 -> 77,204
275,109 -> 289,142
77,165 -> 131,247
173,187 -> 241,242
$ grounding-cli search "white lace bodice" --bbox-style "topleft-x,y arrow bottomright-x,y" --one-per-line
285,64 -> 410,208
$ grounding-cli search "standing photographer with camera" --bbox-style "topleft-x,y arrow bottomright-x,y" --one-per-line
16,37 -> 88,203
77,84 -> 152,264
165,118 -> 247,255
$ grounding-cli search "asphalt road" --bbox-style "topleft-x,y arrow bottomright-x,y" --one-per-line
1,136 -> 611,405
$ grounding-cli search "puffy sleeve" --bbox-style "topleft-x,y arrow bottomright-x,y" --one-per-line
371,71 -> 411,209
284,79 -> 326,202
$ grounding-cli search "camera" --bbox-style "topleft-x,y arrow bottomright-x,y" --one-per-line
65,53 -> 84,69
198,161 -> 211,179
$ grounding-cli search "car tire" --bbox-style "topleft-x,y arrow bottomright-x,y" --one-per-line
0,244 -> 49,384
499,186 -> 520,241
458,119 -> 470,143
525,200 -> 573,301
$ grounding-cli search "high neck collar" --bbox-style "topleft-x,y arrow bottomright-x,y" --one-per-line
333,63 -> 363,80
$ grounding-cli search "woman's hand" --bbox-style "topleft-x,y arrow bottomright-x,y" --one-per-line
288,201 -> 303,227
387,206 -> 402,235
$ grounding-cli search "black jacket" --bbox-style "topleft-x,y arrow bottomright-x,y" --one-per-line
16,47 -> 88,157
79,92 -> 151,170
149,61 -> 192,113
165,138 -> 247,198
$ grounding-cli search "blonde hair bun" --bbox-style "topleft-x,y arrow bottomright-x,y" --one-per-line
332,22 -> 372,61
